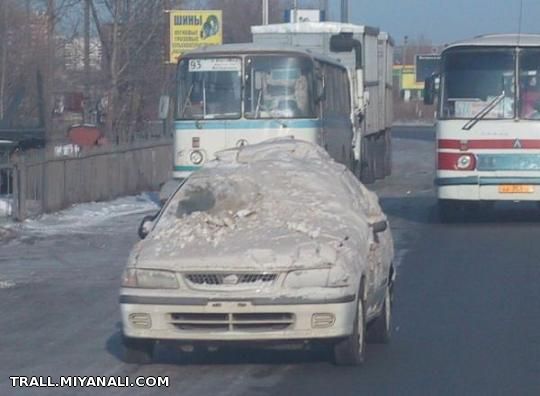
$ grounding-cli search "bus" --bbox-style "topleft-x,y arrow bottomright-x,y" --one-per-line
425,34 -> 540,221
160,43 -> 355,200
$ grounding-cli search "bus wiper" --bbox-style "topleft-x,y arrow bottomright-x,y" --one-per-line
462,91 -> 506,131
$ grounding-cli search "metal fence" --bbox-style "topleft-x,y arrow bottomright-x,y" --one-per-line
10,139 -> 173,221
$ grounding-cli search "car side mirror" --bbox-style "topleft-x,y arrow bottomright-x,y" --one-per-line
138,214 -> 157,239
370,220 -> 388,234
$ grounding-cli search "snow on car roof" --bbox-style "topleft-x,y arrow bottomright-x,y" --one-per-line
141,138 -> 385,270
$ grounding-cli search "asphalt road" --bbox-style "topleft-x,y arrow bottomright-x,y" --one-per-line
1,126 -> 539,396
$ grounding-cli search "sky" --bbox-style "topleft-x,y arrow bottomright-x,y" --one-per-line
326,0 -> 540,45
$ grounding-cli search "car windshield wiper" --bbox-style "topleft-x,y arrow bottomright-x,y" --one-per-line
462,91 -> 506,131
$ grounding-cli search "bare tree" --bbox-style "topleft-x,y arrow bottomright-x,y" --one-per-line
89,0 -> 166,142
0,0 -> 8,121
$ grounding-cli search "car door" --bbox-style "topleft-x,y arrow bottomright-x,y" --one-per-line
341,170 -> 392,318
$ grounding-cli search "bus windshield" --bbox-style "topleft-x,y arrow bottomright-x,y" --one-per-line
441,49 -> 515,120
519,49 -> 540,119
244,56 -> 316,119
177,57 -> 242,120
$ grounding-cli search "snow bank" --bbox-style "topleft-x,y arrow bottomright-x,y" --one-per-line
19,193 -> 159,236
0,278 -> 15,289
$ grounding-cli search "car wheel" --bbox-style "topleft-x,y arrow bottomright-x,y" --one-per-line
121,334 -> 155,364
333,296 -> 366,366
367,286 -> 392,344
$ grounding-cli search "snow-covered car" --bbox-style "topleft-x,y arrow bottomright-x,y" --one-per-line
120,138 -> 394,366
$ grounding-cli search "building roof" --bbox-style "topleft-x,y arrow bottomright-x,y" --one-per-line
444,34 -> 540,51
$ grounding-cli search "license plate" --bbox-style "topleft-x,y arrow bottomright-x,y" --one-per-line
498,185 -> 535,193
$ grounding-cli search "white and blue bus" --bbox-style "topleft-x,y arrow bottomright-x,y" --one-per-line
160,44 -> 355,199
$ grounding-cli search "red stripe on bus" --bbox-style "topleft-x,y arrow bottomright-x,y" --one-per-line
438,139 -> 540,149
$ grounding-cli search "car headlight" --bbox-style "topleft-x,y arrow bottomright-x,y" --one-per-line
283,268 -> 330,289
122,268 -> 179,289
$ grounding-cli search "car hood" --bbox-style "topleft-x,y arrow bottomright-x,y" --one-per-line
132,225 -> 349,272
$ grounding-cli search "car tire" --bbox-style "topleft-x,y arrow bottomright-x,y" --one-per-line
121,334 -> 155,364
333,296 -> 366,366
367,286 -> 392,344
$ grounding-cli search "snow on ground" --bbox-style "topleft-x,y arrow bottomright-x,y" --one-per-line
3,193 -> 159,237
0,278 -> 15,289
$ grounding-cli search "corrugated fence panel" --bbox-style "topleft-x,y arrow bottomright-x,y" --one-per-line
13,139 -> 173,220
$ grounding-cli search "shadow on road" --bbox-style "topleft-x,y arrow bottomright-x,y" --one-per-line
380,195 -> 540,225
106,329 -> 336,366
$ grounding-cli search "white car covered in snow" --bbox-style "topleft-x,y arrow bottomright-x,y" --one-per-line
120,139 -> 394,366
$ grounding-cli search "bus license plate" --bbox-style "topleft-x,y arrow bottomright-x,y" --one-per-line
498,185 -> 535,193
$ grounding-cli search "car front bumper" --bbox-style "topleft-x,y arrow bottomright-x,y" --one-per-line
120,293 -> 356,342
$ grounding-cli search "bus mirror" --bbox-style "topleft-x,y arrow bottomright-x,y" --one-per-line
424,75 -> 436,105
330,33 -> 362,69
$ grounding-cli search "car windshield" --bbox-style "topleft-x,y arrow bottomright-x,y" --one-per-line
154,174 -> 260,231
176,57 -> 242,120
244,55 -> 316,119
441,49 -> 515,119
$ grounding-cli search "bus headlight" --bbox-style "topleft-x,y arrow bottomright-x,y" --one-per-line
457,154 -> 474,170
190,150 -> 204,165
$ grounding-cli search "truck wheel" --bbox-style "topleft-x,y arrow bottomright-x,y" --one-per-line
374,135 -> 386,180
367,286 -> 392,344
384,131 -> 392,176
360,139 -> 375,184
333,297 -> 366,366
121,334 -> 155,364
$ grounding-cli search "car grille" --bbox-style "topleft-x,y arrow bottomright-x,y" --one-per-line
184,273 -> 277,287
169,312 -> 295,332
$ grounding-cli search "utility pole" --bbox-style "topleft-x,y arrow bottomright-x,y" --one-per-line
45,0 -> 55,141
341,0 -> 348,23
84,0 -> 91,123
0,0 -> 8,121
320,0 -> 327,21
262,0 -> 268,25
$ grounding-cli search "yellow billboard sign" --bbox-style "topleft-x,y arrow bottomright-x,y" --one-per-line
168,10 -> 223,64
